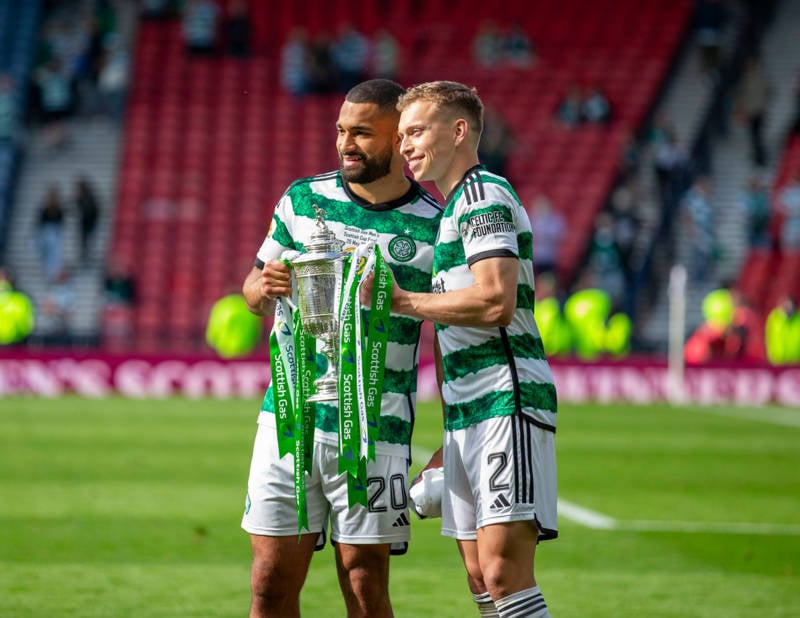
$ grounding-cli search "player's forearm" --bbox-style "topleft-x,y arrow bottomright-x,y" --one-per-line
394,286 -> 513,328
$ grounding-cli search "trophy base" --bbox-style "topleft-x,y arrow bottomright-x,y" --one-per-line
307,377 -> 338,403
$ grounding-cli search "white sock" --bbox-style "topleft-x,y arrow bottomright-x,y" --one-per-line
494,586 -> 549,617
473,591 -> 500,617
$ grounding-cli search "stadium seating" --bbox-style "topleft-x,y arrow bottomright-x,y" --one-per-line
111,0 -> 692,352
735,133 -> 800,315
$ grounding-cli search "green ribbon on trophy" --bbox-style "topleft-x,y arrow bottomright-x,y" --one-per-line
270,293 -> 317,532
357,245 -> 392,464
293,306 -> 316,531
269,211 -> 393,525
270,296 -> 297,460
338,243 -> 393,508
337,244 -> 370,507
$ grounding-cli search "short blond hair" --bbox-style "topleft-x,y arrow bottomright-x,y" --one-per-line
398,81 -> 484,137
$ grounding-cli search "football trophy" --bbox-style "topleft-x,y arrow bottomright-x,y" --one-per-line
291,205 -> 346,402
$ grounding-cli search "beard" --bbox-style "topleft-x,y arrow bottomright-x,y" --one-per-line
339,145 -> 393,184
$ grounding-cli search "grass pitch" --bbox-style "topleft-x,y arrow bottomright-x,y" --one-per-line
0,396 -> 798,617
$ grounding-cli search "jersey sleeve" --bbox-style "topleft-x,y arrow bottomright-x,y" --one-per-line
458,187 -> 519,266
255,192 -> 296,267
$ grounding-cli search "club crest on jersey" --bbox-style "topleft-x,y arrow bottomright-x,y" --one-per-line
388,235 -> 416,262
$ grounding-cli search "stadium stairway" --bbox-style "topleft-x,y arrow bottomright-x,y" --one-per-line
640,0 -> 800,348
2,0 -> 138,344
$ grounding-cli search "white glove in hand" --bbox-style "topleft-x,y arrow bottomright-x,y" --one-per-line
409,467 -> 444,519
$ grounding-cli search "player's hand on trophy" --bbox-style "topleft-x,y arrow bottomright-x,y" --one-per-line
359,271 -> 375,307
260,259 -> 292,300
358,267 -> 402,308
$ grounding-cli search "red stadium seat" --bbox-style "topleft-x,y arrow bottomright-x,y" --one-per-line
113,1 -> 694,349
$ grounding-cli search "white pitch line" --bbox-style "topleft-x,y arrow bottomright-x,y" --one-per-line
557,499 -> 617,529
622,519 -> 800,536
683,404 -> 800,428
558,498 -> 800,536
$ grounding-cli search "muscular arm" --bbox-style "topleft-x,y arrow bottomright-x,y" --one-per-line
393,256 -> 519,328
241,260 -> 292,317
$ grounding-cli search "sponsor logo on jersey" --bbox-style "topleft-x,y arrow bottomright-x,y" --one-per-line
388,235 -> 416,262
431,277 -> 446,294
467,211 -> 515,239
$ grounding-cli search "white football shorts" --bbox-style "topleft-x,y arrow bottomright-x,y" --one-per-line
242,420 -> 412,547
441,413 -> 558,541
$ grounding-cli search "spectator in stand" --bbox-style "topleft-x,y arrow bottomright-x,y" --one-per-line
224,0 -> 251,59
609,183 -> 641,285
33,57 -> 76,149
370,28 -> 400,81
725,288 -> 765,362
581,84 -> 612,125
555,82 -> 583,127
36,186 -> 66,283
307,32 -> 338,94
330,22 -> 370,93
503,24 -> 536,67
652,122 -> 689,205
618,126 -> 642,182
692,0 -> 728,76
37,265 -> 75,345
472,21 -> 535,68
478,104 -> 514,178
586,212 -> 626,308
734,56 -> 770,168
73,175 -> 100,262
103,258 -> 136,306
528,193 -> 566,277
182,0 -> 219,56
0,72 -> 18,143
738,174 -> 772,249
280,27 -> 310,97
96,33 -> 129,121
777,166 -> 800,251
681,176 -> 717,283
472,20 -> 503,67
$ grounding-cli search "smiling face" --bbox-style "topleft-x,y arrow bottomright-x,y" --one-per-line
397,99 -> 462,187
336,101 -> 399,185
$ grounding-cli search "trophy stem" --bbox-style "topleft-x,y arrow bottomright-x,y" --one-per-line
307,333 -> 339,403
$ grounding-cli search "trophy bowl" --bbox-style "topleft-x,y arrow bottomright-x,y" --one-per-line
291,206 -> 346,403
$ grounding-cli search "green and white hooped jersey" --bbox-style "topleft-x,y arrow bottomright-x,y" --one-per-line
434,166 -> 557,433
256,170 -> 443,458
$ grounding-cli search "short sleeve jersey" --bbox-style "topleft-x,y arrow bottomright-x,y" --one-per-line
256,170 -> 443,458
433,166 -> 557,432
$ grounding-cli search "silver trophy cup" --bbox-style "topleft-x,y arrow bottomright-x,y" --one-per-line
292,206 -> 346,403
